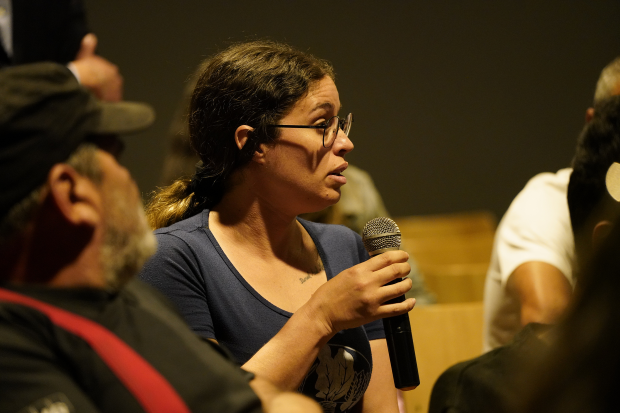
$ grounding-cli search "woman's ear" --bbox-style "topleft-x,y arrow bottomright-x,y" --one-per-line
236,125 -> 271,163
252,140 -> 269,163
234,125 -> 254,151
46,164 -> 102,228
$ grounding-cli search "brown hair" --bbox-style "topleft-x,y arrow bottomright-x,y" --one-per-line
146,40 -> 335,229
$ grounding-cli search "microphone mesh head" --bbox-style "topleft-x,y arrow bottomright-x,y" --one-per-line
362,217 -> 401,255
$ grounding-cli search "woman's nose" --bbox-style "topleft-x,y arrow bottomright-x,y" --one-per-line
333,128 -> 354,156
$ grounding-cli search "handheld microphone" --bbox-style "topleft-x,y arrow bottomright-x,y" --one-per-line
362,217 -> 420,391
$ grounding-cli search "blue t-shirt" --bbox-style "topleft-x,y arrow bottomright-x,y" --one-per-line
139,209 -> 385,411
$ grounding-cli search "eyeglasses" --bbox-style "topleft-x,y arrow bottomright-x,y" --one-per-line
267,113 -> 353,148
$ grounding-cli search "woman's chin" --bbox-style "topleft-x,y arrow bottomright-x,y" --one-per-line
312,191 -> 342,212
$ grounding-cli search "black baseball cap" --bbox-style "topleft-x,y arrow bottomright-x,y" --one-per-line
0,62 -> 155,218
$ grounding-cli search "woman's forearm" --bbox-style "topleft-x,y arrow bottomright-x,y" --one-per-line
241,251 -> 414,390
242,302 -> 335,389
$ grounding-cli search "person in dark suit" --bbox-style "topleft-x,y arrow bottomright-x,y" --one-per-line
0,0 -> 122,101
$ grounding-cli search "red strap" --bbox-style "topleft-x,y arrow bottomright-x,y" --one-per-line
0,288 -> 190,413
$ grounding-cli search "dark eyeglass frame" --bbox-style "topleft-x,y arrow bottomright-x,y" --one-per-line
267,113 -> 353,148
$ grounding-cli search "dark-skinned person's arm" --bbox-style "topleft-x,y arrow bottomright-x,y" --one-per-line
506,261 -> 572,326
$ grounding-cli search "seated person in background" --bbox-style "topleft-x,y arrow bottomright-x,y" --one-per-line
161,60 -> 435,305
516,170 -> 620,413
0,0 -> 122,101
483,56 -> 620,351
140,40 -> 414,413
429,95 -> 620,413
0,62 -> 320,413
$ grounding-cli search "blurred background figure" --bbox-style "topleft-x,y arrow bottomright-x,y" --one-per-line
516,189 -> 620,413
0,62 -> 321,413
516,96 -> 620,413
0,0 -> 122,101
429,95 -> 620,413
483,56 -> 620,351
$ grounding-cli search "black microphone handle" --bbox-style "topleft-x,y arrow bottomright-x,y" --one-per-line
383,278 -> 420,390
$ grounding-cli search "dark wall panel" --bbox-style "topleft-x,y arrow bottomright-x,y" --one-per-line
83,0 -> 620,219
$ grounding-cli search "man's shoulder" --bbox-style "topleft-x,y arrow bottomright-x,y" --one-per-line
431,324 -> 549,413
503,168 -> 572,225
521,168 -> 572,195
0,296 -> 54,348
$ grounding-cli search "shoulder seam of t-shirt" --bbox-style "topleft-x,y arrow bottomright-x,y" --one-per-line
154,223 -> 204,236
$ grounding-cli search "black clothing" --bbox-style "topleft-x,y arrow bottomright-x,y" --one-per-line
429,323 -> 551,413
0,279 -> 262,413
0,0 -> 87,67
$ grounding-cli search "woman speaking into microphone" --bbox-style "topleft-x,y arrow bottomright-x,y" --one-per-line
139,40 -> 414,412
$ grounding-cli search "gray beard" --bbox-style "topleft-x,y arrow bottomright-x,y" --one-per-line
100,203 -> 157,291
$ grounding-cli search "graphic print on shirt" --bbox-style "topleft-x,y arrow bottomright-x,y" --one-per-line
299,344 -> 371,413
18,393 -> 75,413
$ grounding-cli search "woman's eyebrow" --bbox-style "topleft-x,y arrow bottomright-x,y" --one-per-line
309,102 -> 341,114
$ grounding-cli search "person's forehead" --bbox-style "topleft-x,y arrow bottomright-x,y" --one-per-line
296,77 -> 341,113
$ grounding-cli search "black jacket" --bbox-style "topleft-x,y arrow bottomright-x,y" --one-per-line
0,0 -> 87,67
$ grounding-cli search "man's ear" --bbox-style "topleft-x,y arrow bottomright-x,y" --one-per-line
46,164 -> 102,227
592,220 -> 613,249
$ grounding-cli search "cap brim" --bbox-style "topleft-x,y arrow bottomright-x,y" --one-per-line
94,101 -> 156,135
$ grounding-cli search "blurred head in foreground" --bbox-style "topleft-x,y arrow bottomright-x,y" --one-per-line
0,62 -> 156,290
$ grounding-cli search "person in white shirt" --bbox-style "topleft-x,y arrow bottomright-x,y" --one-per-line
483,56 -> 620,351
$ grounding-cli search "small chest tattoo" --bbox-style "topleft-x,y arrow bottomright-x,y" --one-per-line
298,245 -> 323,285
